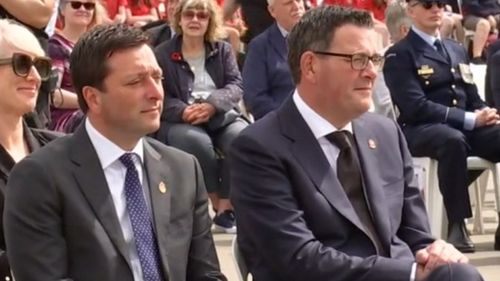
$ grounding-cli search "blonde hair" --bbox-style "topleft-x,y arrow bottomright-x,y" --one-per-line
0,19 -> 45,57
173,0 -> 226,42
59,0 -> 108,30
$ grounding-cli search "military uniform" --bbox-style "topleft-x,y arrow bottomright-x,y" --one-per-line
383,29 -> 500,224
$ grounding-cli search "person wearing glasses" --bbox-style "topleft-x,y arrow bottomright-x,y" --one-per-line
384,0 -> 500,253
4,23 -> 226,281
229,6 -> 482,281
154,0 -> 246,234
48,0 -> 105,133
0,19 -> 60,281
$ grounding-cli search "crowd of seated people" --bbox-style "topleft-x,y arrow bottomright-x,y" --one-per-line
2,0 -> 500,280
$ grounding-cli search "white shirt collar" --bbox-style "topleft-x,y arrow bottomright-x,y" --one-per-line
411,25 -> 442,47
277,23 -> 288,38
85,118 -> 144,169
292,90 -> 353,140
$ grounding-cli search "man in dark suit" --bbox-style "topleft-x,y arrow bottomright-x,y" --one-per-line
242,0 -> 304,120
384,0 -> 500,252
4,24 -> 226,281
485,39 -> 500,110
230,6 -> 482,281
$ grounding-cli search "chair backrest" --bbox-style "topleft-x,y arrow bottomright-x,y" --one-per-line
231,236 -> 249,281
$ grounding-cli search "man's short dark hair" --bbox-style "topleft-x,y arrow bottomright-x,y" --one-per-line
70,24 -> 150,113
287,6 -> 373,84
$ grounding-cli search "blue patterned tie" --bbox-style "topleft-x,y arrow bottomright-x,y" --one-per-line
119,153 -> 164,281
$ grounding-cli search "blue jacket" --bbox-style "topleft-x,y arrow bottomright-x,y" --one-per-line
242,23 -> 295,120
383,29 -> 485,129
154,35 -> 243,123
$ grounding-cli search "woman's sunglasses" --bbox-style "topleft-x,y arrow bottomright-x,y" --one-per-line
412,1 -> 446,9
0,53 -> 52,81
69,1 -> 96,10
182,10 -> 210,21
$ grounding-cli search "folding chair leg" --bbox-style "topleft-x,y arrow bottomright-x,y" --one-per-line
472,180 -> 484,234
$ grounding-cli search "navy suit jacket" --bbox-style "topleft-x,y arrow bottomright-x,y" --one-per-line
383,29 -> 484,129
242,23 -> 295,120
485,40 -> 500,110
229,98 -> 435,281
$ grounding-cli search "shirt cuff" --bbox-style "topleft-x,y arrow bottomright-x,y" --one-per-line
410,262 -> 417,281
464,112 -> 476,131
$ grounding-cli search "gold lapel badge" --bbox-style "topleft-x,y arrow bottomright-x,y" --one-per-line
159,181 -> 167,194
368,139 -> 377,149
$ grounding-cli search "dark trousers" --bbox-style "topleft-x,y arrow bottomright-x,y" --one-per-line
404,123 -> 500,222
425,263 -> 483,281
158,118 -> 247,198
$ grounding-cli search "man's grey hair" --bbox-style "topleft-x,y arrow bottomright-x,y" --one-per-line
267,0 -> 275,6
385,2 -> 412,42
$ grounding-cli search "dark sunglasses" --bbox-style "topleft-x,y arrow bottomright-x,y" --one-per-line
0,53 -> 52,81
69,1 -> 96,10
182,10 -> 210,21
412,1 -> 446,9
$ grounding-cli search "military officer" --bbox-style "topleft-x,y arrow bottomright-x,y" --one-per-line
383,0 -> 500,253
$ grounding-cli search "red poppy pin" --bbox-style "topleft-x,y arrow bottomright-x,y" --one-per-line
171,52 -> 182,61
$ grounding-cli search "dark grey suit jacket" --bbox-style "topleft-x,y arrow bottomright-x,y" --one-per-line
229,98 -> 435,281
4,125 -> 226,281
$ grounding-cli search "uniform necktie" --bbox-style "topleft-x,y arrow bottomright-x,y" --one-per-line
434,39 -> 449,61
326,131 -> 386,256
119,153 -> 164,281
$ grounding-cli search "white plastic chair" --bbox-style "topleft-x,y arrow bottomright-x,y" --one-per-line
413,156 -> 500,238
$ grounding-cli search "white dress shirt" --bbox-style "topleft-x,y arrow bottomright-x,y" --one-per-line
293,90 -> 352,169
292,91 -> 417,281
85,118 -> 151,281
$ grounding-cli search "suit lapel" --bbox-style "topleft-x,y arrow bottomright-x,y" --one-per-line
69,126 -> 132,267
277,99 -> 367,232
352,117 -> 392,252
446,41 -> 460,67
408,30 -> 449,65
269,23 -> 288,61
143,140 -> 171,276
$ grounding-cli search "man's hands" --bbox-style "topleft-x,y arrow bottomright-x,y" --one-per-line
415,240 -> 468,281
182,103 -> 217,125
475,107 -> 500,128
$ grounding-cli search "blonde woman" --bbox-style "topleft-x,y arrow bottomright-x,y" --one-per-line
48,0 -> 105,132
0,19 -> 60,280
155,0 -> 246,233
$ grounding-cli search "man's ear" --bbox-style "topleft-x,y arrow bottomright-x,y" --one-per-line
268,3 -> 276,19
400,24 -> 410,39
82,86 -> 102,114
301,51 -> 318,84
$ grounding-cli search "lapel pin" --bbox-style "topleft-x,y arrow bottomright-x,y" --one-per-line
368,139 -> 377,149
159,181 -> 167,194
